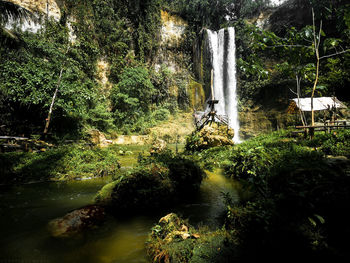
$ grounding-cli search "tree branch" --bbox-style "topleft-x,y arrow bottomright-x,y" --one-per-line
264,44 -> 312,49
320,49 -> 350,60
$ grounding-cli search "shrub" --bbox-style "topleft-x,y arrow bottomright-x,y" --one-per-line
152,108 -> 170,121
111,66 -> 154,124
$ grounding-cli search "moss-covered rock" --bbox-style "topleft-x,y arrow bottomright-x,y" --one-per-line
189,80 -> 206,111
185,124 -> 234,152
95,164 -> 174,212
94,153 -> 204,212
48,205 -> 106,238
146,213 -> 236,263
150,139 -> 168,155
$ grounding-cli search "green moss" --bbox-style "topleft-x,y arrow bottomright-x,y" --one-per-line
94,180 -> 119,204
188,79 -> 205,110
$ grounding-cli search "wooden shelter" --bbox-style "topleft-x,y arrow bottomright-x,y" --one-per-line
288,97 -> 349,138
288,97 -> 347,113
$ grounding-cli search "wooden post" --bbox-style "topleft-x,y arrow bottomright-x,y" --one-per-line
309,127 -> 315,139
175,134 -> 179,154
210,69 -> 214,101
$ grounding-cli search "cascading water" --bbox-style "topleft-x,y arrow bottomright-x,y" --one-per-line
206,27 -> 240,143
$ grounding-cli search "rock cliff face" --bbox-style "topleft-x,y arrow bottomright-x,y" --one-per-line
5,0 -> 61,33
154,10 -> 187,73
9,0 -> 61,20
155,10 -> 206,111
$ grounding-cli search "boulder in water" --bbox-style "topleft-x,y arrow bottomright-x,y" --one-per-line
150,213 -> 199,244
48,205 -> 106,238
186,124 -> 234,151
149,139 -> 167,155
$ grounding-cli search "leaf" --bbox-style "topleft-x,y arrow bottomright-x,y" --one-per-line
308,217 -> 317,227
304,27 -> 313,39
314,214 -> 325,224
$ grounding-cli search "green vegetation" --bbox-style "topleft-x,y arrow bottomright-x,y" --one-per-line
162,0 -> 272,30
152,129 -> 350,262
0,21 -> 112,136
0,0 -> 189,138
0,144 -> 120,184
221,131 -> 350,260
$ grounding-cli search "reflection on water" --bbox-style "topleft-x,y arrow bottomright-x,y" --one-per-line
173,169 -> 239,228
0,151 -> 238,263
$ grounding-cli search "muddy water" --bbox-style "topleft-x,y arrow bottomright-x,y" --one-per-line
0,146 -> 238,263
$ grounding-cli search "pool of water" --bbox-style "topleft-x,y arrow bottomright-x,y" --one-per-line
0,147 -> 238,263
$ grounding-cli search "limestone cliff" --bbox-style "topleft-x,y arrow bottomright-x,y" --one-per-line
8,0 -> 61,20
155,10 -> 206,111
155,10 -> 187,73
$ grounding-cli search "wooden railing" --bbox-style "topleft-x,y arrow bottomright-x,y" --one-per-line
294,120 -> 350,138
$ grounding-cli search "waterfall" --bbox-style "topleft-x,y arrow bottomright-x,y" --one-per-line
206,27 -> 240,143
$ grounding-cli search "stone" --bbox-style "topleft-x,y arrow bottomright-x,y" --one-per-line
157,213 -> 196,243
149,139 -> 167,155
88,129 -> 112,147
9,0 -> 61,21
186,123 -> 234,151
48,205 -> 105,238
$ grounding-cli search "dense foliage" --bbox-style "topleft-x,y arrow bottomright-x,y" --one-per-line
0,21 -> 113,135
0,0 -> 176,137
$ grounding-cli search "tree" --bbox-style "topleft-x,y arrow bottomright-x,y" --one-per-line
309,8 -> 350,125
253,7 -> 350,126
111,66 -> 155,126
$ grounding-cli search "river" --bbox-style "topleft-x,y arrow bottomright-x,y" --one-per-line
0,146 -> 239,263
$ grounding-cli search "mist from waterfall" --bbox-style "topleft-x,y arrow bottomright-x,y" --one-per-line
207,27 -> 240,143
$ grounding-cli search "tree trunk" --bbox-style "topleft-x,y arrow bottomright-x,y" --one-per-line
311,9 -> 322,126
43,67 -> 64,135
296,75 -> 306,126
311,54 -> 319,126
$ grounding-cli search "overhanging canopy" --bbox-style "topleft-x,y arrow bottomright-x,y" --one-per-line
291,97 -> 347,112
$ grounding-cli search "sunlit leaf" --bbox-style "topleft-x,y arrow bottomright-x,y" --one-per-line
315,214 -> 325,224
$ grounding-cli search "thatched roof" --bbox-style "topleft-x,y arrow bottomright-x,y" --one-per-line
291,97 -> 347,112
